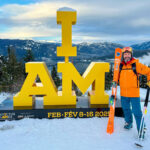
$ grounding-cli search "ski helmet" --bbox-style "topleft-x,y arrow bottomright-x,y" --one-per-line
122,47 -> 133,57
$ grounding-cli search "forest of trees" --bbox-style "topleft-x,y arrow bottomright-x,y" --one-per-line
0,46 -> 25,92
0,46 -> 61,93
0,46 -> 149,94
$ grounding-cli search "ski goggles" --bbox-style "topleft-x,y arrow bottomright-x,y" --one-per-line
122,47 -> 132,53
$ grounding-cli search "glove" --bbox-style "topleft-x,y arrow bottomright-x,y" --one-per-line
147,80 -> 150,87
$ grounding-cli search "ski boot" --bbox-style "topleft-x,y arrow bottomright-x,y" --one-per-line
124,122 -> 133,130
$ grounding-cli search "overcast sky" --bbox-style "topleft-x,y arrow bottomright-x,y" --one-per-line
0,0 -> 150,45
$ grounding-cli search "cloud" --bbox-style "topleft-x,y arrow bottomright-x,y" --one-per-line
130,18 -> 150,27
138,53 -> 150,66
0,26 -> 60,39
0,0 -> 150,44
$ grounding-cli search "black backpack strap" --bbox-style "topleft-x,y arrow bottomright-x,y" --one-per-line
131,63 -> 139,88
118,63 -> 123,83
131,63 -> 137,75
119,63 -> 123,73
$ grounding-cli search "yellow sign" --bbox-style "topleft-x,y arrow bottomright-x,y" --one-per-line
13,9 -> 109,110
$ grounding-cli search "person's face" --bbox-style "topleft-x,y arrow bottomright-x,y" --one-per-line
123,52 -> 131,63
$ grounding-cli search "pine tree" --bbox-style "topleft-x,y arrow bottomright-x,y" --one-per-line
23,49 -> 34,77
105,63 -> 113,90
0,55 -> 6,85
51,65 -> 61,88
139,64 -> 150,88
139,75 -> 147,88
3,46 -> 24,92
24,49 -> 34,62
7,46 -> 18,84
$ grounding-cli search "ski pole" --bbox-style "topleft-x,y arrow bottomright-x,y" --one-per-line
138,86 -> 150,140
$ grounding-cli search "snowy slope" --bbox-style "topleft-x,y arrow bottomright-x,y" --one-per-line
0,110 -> 150,150
0,92 -> 12,104
0,88 -> 150,150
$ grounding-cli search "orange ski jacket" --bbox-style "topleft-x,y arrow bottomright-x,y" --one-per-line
119,58 -> 150,97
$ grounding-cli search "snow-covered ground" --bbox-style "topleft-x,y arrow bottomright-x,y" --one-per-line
0,92 -> 12,104
0,109 -> 150,150
0,87 -> 149,150
0,86 -> 147,104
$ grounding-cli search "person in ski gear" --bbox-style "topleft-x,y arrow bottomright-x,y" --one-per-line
118,47 -> 150,139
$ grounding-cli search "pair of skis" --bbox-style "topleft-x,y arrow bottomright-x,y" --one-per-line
106,48 -> 122,134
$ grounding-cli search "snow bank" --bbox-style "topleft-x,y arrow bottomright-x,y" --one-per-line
0,92 -> 12,104
0,88 -> 149,150
0,110 -> 150,150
